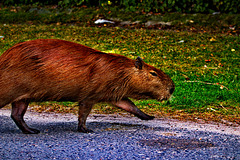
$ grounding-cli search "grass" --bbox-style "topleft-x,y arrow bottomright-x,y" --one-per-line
0,6 -> 239,125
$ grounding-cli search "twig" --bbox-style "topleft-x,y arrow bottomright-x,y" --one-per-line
183,81 -> 229,90
220,104 -> 228,111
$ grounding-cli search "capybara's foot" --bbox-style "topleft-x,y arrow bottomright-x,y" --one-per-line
22,128 -> 40,134
139,115 -> 155,120
77,126 -> 93,133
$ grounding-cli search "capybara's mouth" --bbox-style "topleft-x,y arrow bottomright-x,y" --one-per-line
158,97 -> 167,102
157,95 -> 171,102
132,92 -> 171,102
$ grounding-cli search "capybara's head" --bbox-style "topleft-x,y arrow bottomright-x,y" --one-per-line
129,57 -> 174,101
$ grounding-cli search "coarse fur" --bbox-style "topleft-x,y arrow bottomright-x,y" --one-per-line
0,39 -> 174,134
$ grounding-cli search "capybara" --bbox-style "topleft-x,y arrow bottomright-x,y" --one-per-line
0,39 -> 174,134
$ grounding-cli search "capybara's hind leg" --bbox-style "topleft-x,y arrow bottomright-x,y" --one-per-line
77,102 -> 93,133
11,99 -> 40,134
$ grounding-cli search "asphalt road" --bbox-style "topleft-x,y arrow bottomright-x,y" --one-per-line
0,109 -> 239,160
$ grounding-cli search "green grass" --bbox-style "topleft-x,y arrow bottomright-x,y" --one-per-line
0,6 -> 239,124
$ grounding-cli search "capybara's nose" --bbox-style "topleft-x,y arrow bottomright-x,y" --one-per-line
168,82 -> 175,95
170,87 -> 175,95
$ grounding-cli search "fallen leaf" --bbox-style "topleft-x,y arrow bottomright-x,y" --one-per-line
210,37 -> 216,42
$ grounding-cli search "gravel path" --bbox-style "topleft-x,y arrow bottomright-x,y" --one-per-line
0,109 -> 239,160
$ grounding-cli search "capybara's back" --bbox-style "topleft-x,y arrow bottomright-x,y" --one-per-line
0,39 -> 174,134
0,39 -> 101,106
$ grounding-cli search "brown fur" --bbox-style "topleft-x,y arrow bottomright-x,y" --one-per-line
0,39 -> 174,133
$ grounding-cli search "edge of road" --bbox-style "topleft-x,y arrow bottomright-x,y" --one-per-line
0,109 -> 239,136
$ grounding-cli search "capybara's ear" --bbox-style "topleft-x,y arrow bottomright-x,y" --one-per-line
135,56 -> 144,70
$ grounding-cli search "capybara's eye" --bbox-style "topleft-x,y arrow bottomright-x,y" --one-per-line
150,71 -> 158,77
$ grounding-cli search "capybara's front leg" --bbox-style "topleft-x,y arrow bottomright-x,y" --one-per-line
11,100 -> 40,134
112,98 -> 155,120
77,102 -> 93,133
